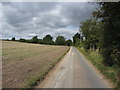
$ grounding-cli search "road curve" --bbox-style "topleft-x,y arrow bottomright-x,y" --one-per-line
37,47 -> 109,88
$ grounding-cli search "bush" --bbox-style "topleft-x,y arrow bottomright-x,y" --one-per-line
30,36 -> 38,43
19,38 -> 26,42
11,37 -> 15,41
55,36 -> 65,45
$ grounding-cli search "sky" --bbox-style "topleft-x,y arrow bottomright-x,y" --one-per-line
1,1 -> 99,40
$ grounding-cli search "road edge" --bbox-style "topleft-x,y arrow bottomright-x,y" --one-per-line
34,46 -> 71,88
76,47 -> 114,88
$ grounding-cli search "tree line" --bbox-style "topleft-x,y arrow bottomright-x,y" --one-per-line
74,2 -> 120,67
72,2 -> 120,87
10,35 -> 73,46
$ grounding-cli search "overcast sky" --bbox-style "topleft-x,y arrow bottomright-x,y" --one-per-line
1,2 -> 99,40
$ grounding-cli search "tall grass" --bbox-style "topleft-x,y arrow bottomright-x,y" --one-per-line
77,47 -> 117,88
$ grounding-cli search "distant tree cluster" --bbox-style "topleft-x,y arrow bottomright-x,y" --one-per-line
10,35 -> 73,46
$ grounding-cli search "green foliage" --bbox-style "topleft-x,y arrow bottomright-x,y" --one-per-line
38,39 -> 43,44
11,37 -> 15,41
43,35 -> 53,41
55,35 -> 65,45
29,36 -> 38,43
19,38 -> 26,42
16,35 -> 71,46
97,2 -> 120,67
80,19 -> 102,51
98,3 -> 120,87
79,2 -> 120,88
25,40 -> 30,43
73,33 -> 80,45
74,38 -> 80,47
65,39 -> 72,46
43,35 -> 53,45
44,41 -> 55,45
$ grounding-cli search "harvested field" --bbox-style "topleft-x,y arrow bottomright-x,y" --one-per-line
2,41 -> 69,88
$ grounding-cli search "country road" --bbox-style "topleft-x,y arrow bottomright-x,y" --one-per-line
37,47 -> 109,88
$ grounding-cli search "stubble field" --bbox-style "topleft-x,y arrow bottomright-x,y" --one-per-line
2,41 -> 69,88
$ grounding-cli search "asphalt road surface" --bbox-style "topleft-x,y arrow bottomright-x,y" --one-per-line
37,47 -> 109,88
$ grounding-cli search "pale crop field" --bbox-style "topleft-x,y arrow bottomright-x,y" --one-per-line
2,41 -> 69,88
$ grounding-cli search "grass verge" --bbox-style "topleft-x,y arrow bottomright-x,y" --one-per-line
77,47 -> 117,88
28,47 -> 70,88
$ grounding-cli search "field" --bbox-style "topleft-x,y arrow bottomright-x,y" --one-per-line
2,41 -> 69,88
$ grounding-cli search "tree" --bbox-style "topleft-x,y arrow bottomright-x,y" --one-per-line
73,33 -> 80,46
55,36 -> 65,45
30,36 -> 38,43
65,39 -> 72,46
43,35 -> 53,45
75,38 -> 81,47
80,19 -> 102,51
19,38 -> 26,42
96,2 -> 120,87
38,39 -> 43,44
26,40 -> 30,43
11,37 -> 15,41
6,39 -> 9,41
97,2 -> 120,67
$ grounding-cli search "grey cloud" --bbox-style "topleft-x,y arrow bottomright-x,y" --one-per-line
2,2 -> 99,40
60,3 -> 98,26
